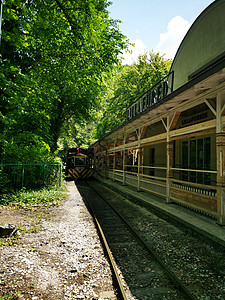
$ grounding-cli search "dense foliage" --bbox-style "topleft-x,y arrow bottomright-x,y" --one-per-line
95,52 -> 172,139
57,52 -> 172,153
0,0 -> 128,165
0,186 -> 66,206
0,0 -> 171,174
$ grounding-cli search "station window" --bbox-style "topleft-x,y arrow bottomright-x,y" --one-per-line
181,137 -> 210,184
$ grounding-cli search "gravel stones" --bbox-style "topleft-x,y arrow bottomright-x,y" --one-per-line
0,182 -> 117,299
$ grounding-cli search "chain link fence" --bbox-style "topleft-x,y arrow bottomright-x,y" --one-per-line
0,164 -> 62,192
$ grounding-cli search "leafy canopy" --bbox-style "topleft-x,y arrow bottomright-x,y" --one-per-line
0,0 -> 128,163
95,51 -> 172,139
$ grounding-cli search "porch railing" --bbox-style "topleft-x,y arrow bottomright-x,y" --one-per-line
101,164 -> 217,217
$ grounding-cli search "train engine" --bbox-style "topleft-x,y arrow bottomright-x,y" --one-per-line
65,147 -> 93,180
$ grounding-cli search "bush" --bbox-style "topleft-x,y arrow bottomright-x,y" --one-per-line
0,185 -> 66,206
0,169 -> 10,194
2,133 -> 56,165
0,164 -> 62,192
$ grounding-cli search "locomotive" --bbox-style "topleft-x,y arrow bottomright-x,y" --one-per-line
65,147 -> 93,180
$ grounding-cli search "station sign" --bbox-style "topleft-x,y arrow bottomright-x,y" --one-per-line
126,71 -> 174,121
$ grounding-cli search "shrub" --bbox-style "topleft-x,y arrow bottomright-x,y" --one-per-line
0,185 -> 66,206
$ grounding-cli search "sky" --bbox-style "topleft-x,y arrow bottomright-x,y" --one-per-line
108,0 -> 215,64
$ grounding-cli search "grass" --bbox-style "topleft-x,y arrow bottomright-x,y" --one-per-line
17,225 -> 42,234
0,225 -> 42,247
0,185 -> 66,207
0,240 -> 14,247
0,185 -> 66,248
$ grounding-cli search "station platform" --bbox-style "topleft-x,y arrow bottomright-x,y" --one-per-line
92,175 -> 225,248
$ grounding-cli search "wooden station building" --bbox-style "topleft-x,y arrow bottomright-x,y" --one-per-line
91,0 -> 225,225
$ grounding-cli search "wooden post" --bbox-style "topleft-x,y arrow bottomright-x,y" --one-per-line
137,149 -> 141,191
106,145 -> 110,179
166,115 -> 173,203
123,134 -> 126,185
105,144 -> 109,179
113,140 -> 116,182
164,112 -> 180,203
137,129 -> 141,191
216,92 -> 225,225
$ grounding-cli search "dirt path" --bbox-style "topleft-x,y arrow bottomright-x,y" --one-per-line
0,182 -> 117,299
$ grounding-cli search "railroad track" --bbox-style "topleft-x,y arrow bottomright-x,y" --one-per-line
77,180 -> 198,300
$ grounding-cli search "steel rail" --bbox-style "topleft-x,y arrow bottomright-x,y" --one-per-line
80,183 -> 128,300
87,181 -> 197,300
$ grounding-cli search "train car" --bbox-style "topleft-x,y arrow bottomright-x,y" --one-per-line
65,147 -> 93,180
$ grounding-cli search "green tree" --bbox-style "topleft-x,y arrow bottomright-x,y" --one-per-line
0,0 -> 128,163
0,0 -> 37,162
27,0 -> 128,151
95,51 -> 172,138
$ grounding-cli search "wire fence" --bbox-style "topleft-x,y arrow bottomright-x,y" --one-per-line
0,164 -> 62,192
